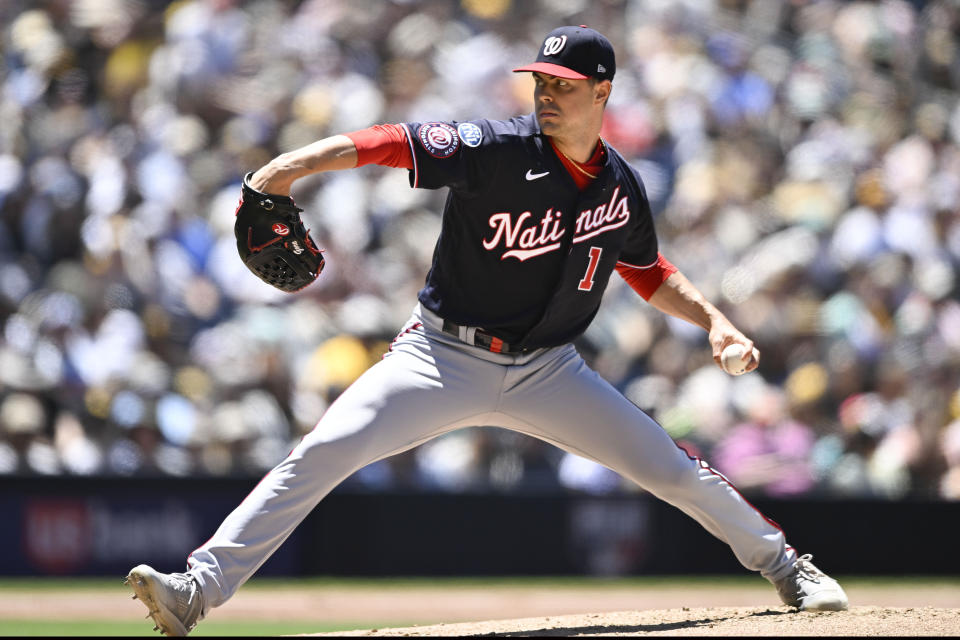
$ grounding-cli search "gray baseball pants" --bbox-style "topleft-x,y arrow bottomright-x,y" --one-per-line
186,303 -> 798,616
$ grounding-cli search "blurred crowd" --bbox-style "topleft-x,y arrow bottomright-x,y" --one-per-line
1,0 -> 959,500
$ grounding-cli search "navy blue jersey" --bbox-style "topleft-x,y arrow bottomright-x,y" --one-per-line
401,113 -> 659,349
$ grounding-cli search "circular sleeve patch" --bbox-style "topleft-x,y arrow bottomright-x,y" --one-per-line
457,122 -> 483,148
417,122 -> 460,158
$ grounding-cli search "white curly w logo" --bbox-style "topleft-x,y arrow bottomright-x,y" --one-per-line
543,35 -> 567,56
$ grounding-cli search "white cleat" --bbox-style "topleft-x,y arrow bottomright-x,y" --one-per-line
125,564 -> 203,636
775,553 -> 849,612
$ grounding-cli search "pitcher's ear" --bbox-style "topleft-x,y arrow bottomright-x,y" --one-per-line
595,80 -> 612,106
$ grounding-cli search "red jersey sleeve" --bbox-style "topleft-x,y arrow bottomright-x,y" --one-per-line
344,124 -> 414,169
616,252 -> 678,300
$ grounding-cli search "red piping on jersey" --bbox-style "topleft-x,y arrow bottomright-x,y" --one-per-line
617,257 -> 659,269
616,252 -> 677,300
384,321 -> 423,357
672,440 -> 795,555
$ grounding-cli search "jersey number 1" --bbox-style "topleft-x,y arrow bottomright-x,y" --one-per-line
578,246 -> 603,291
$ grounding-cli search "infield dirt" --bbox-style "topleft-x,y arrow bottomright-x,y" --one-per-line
317,607 -> 960,636
220,579 -> 960,636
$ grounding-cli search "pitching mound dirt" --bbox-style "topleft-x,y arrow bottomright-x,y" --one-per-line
319,606 -> 960,636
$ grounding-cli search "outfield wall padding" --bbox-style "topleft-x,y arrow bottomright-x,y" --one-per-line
1,477 -> 956,576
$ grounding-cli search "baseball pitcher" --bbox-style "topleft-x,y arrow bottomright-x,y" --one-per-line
126,26 -> 848,636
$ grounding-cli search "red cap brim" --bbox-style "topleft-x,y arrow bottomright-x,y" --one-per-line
512,62 -> 589,80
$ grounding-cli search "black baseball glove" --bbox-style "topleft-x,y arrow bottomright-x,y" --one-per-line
234,173 -> 324,292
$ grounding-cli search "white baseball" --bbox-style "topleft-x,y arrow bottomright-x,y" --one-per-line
720,344 -> 758,376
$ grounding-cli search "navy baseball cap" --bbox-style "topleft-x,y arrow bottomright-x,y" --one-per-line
513,25 -> 615,81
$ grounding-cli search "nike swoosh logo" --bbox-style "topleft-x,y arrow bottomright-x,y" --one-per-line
525,169 -> 550,181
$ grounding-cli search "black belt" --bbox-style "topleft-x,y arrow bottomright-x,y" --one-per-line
441,320 -> 528,354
